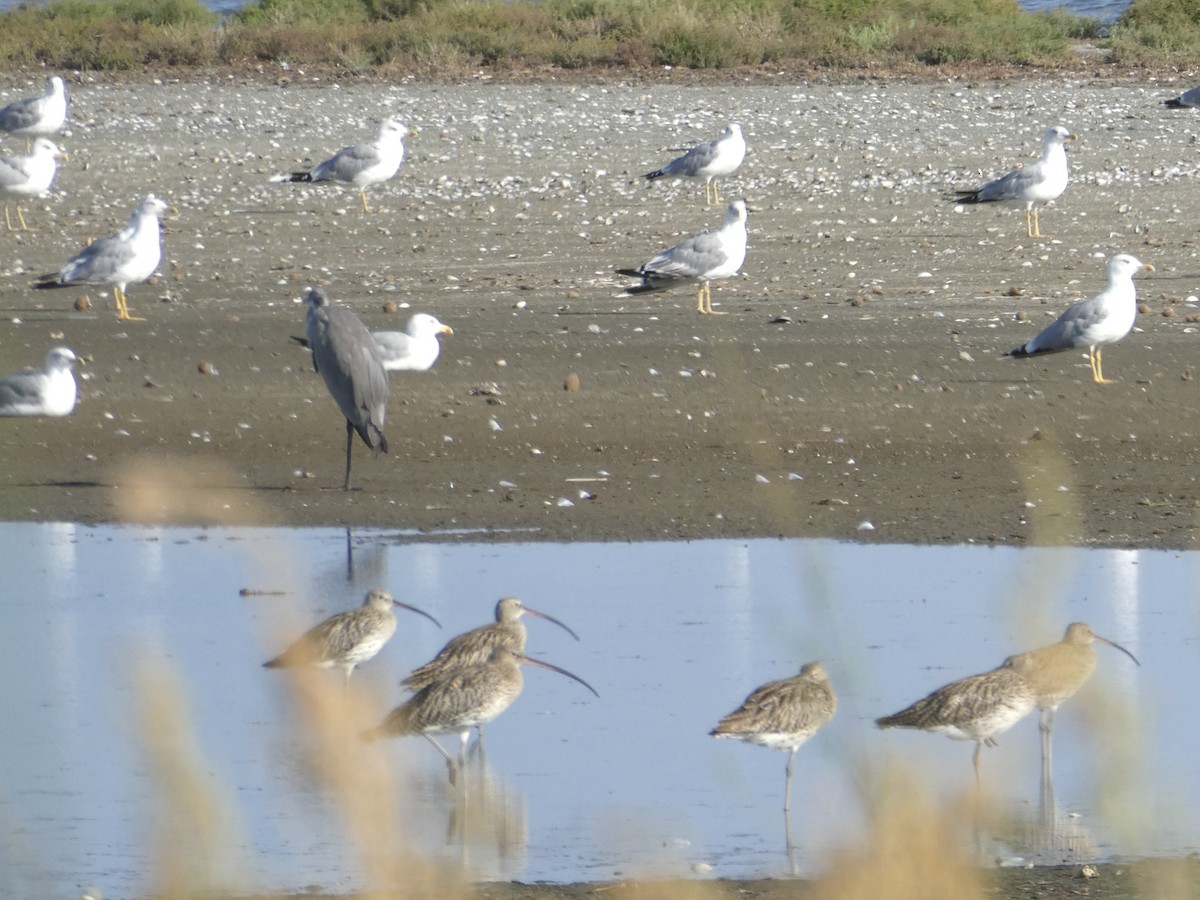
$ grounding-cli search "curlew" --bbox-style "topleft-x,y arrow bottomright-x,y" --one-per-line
644,123 -> 746,206
402,596 -> 580,693
264,588 -> 441,684
876,658 -> 1036,785
951,125 -> 1075,238
365,646 -> 597,781
710,661 -> 837,814
1005,622 -> 1139,772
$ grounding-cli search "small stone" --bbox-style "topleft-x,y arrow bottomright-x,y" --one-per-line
382,299 -> 398,314
198,360 -> 217,375
564,373 -> 581,392
74,295 -> 91,312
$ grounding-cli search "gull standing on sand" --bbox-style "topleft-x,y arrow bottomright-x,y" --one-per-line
0,75 -> 67,138
302,287 -> 389,490
274,116 -> 413,213
617,198 -> 748,315
644,123 -> 746,205
1005,253 -> 1152,385
373,313 -> 453,372
32,194 -> 168,322
951,125 -> 1076,238
264,589 -> 441,684
0,347 -> 77,417
0,137 -> 65,232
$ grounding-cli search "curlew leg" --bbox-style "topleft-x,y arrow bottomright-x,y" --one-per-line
342,419 -> 355,490
783,747 -> 798,814
972,740 -> 983,789
423,734 -> 460,784
1039,707 -> 1055,777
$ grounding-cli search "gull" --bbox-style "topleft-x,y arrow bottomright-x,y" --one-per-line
264,589 -> 441,685
1164,85 -> 1200,109
710,661 -> 837,814
0,347 -> 77,417
0,137 -> 65,232
951,125 -> 1076,238
273,116 -> 413,213
617,198 -> 748,315
645,123 -> 746,205
32,194 -> 168,322
0,75 -> 67,138
303,287 -> 389,490
1005,253 -> 1152,385
373,313 -> 453,372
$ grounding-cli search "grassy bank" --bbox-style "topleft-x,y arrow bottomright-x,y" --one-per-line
1,0 -> 1200,75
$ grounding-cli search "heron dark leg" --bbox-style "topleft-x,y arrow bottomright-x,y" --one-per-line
343,419 -> 355,490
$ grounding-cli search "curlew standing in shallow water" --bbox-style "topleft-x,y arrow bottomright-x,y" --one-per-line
264,589 -> 441,684
711,661 -> 837,814
1005,622 -> 1139,773
876,658 -> 1036,786
402,596 -> 579,692
365,646 -> 597,782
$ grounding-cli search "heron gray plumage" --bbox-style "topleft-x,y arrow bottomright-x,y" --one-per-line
302,287 -> 389,490
32,194 -> 168,321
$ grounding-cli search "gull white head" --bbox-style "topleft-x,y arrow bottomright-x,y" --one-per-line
407,312 -> 452,338
1108,252 -> 1151,281
1044,125 -> 1077,149
136,194 -> 169,219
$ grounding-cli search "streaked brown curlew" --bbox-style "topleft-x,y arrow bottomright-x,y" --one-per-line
263,588 -> 441,683
876,658 -> 1036,785
402,597 -> 579,692
365,646 -> 598,781
710,660 -> 837,814
1005,622 -> 1139,772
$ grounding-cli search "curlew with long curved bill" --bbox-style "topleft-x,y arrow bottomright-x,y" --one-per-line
365,646 -> 597,782
402,596 -> 579,692
1005,622 -> 1139,775
264,588 -> 441,684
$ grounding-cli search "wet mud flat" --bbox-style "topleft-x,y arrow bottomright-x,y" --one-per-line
2,75 -> 1200,546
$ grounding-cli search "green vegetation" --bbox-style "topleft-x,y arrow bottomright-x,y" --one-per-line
0,0 -> 1192,73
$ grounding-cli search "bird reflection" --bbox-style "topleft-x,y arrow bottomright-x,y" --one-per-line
425,759 -> 528,879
